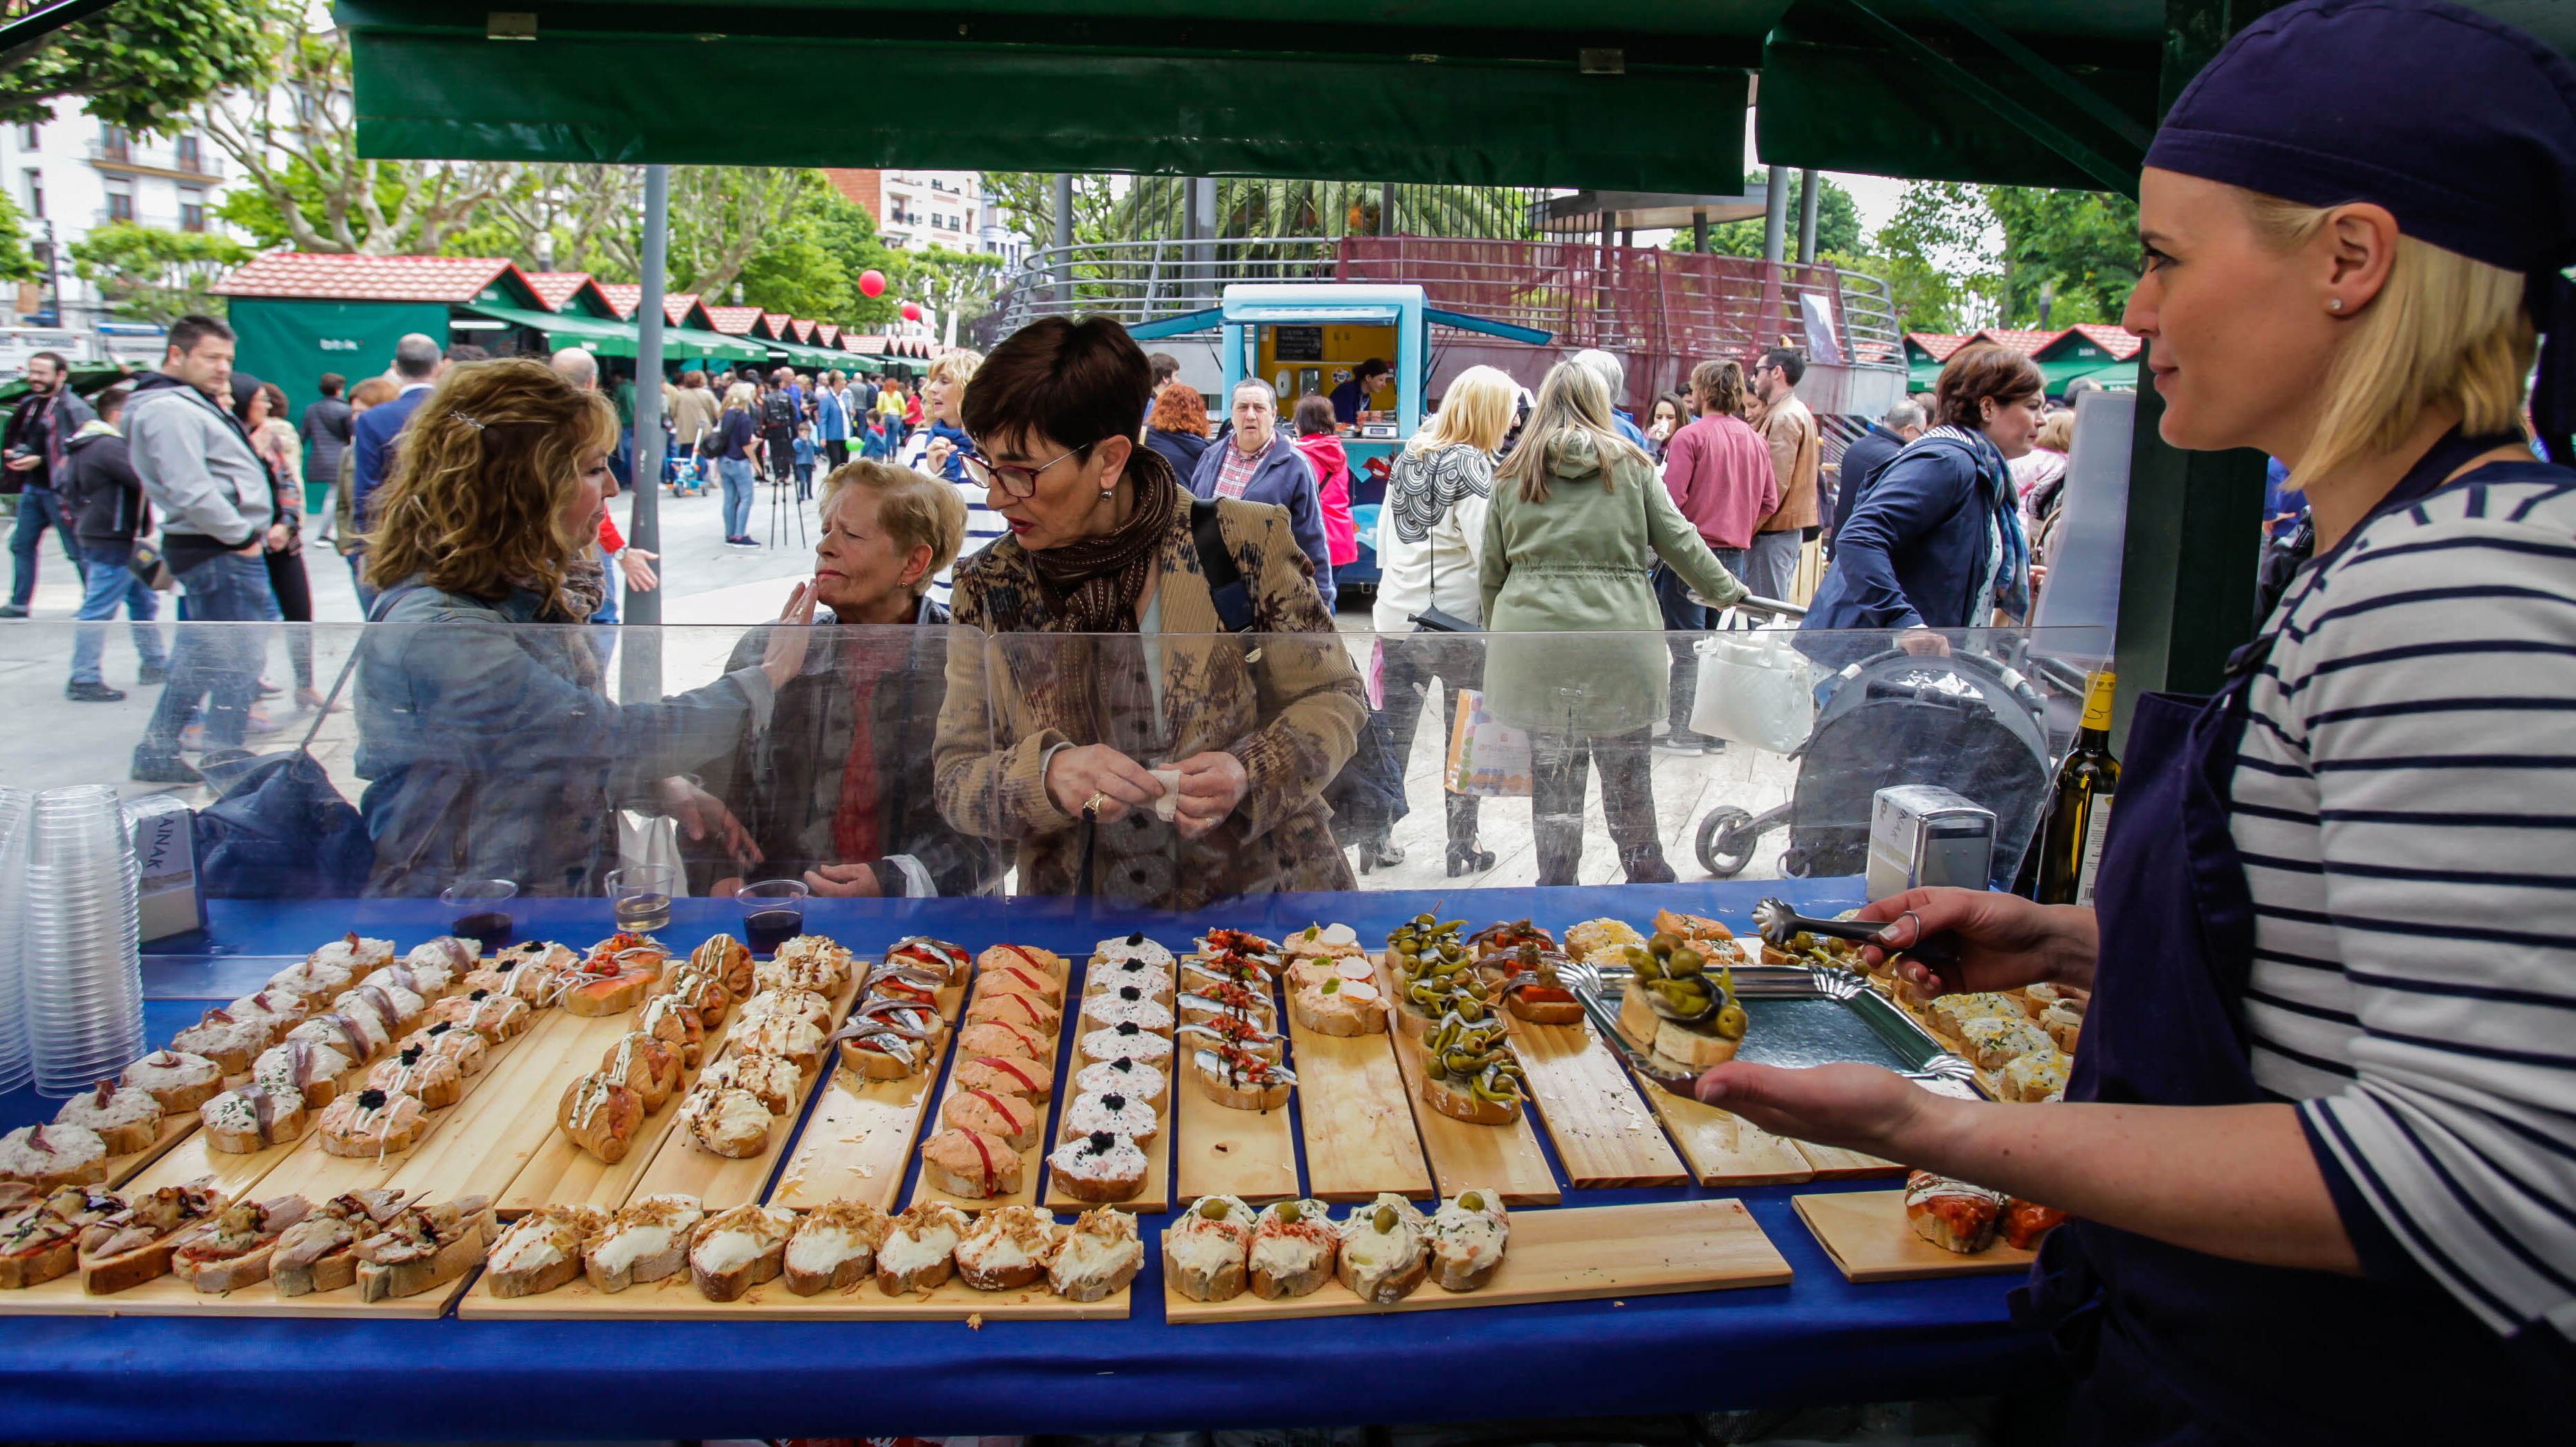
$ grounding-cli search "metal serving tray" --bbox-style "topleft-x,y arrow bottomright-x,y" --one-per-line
1564,960 -> 1982,1100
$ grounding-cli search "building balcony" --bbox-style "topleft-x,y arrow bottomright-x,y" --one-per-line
86,142 -> 222,183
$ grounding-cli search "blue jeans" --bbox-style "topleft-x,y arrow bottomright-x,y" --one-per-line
139,551 -> 280,755
70,542 -> 166,684
719,457 -> 755,537
10,486 -> 82,607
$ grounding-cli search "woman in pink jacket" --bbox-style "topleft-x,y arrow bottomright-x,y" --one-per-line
1291,394 -> 1359,571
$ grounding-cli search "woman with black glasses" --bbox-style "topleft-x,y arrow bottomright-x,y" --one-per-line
930,316 -> 1365,907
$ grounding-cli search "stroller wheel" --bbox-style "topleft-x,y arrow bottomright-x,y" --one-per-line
1696,806 -> 1760,878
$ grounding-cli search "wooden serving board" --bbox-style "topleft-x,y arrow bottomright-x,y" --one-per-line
457,1257 -> 1128,1321
1172,958 -> 1298,1206
1370,956 -> 1559,1206
1165,1197 -> 1789,1322
1282,1006 -> 1431,1203
100,1114 -> 205,1189
623,973 -> 865,1213
1622,1067 -> 1815,1187
1793,1189 -> 2041,1282
0,1254 -> 479,1318
1793,1141 -> 1906,1180
1041,956 -> 1175,1215
905,950 -> 1080,1214
774,981 -> 962,1213
132,1006 -> 556,1204
1508,1016 -> 1689,1189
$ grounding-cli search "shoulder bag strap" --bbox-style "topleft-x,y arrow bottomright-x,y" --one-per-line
1190,497 -> 1257,634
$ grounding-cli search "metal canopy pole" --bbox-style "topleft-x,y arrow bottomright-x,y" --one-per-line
1796,167 -> 1820,263
1051,173 -> 1074,308
1761,164 -> 1788,262
619,163 -> 670,703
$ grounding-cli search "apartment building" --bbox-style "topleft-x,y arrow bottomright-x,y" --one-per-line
822,167 -> 1026,265
3,102 -> 234,333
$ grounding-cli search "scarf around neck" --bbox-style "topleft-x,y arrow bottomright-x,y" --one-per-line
1027,445 -> 1181,632
1923,424 -> 2032,619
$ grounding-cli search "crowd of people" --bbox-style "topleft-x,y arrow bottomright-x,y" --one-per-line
1,297 -> 2108,890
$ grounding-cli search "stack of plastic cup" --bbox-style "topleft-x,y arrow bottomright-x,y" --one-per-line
24,784 -> 145,1097
0,787 -> 30,1096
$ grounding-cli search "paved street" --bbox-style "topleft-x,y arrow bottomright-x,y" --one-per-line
0,474 -> 1801,891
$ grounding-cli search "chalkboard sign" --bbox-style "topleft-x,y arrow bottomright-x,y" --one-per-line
1273,325 -> 1325,362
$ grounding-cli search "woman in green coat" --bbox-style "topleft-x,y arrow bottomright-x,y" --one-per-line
1481,359 -> 1747,885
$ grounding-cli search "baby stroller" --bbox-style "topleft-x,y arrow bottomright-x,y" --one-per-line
1693,627 -> 2056,885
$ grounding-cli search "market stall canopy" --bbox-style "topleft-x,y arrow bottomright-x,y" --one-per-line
454,300 -> 639,357
1904,323 -> 2140,393
340,1 -> 2576,195
1533,189 -> 1770,233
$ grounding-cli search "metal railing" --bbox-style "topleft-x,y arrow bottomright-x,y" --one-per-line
987,234 -> 1904,373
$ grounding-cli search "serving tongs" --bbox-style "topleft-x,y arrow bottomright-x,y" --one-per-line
1752,897 -> 1960,970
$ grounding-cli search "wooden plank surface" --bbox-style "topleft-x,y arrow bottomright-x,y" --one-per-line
1165,1197 -> 1788,1322
1172,960 -> 1298,1206
1793,1190 -> 2040,1282
1625,1067 -> 1816,1187
100,1114 -> 205,1189
623,973 -> 865,1213
905,950 -> 1078,1215
1509,1015 -> 1689,1189
168,1006 -> 560,1207
1282,1012 -> 1431,1203
1792,1141 -> 1906,1180
1042,957 -> 1175,1215
773,979 -> 959,1213
1370,956 -> 1560,1206
457,1260 -> 1128,1321
0,1256 -> 478,1318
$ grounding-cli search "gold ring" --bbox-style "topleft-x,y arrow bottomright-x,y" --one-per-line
1083,791 -> 1110,815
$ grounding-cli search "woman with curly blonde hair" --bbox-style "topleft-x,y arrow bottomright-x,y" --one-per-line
354,358 -> 814,897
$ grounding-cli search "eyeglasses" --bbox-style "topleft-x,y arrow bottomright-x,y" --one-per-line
962,439 -> 1107,499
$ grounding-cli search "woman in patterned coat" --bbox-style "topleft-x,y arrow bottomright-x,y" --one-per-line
932,316 -> 1364,908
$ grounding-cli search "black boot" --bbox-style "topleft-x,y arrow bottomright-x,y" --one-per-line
1445,842 -> 1496,877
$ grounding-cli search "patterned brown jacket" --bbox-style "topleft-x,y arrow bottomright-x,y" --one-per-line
932,459 -> 1364,908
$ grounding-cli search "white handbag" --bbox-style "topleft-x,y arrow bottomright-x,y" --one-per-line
1689,627 -> 1817,755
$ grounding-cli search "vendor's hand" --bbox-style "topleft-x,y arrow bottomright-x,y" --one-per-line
1045,742 -> 1163,824
264,522 -> 291,552
2028,563 -> 2048,591
4,453 -> 39,472
1693,1060 -> 1944,1161
656,775 -> 761,869
1897,627 -> 1951,656
619,547 -> 661,593
1169,750 -> 1249,838
1857,887 -> 2098,998
802,862 -> 883,898
758,580 -> 818,689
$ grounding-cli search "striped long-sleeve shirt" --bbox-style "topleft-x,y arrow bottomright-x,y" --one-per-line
2230,458 -> 2576,1345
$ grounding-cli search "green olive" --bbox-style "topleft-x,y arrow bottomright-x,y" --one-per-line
1648,931 -> 1681,957
1444,1051 -> 1476,1075
1275,1201 -> 1303,1224
1790,930 -> 1816,950
1623,944 -> 1652,968
1199,1199 -> 1231,1221
1415,912 -> 1437,927
1457,1190 -> 1485,1213
1714,1004 -> 1749,1040
1668,950 -> 1705,978
1374,1204 -> 1398,1233
1455,999 -> 1487,1023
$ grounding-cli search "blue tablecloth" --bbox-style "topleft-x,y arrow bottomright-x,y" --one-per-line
0,881 -> 2057,1439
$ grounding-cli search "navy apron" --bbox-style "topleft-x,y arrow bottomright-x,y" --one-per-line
2014,432 -> 2551,1445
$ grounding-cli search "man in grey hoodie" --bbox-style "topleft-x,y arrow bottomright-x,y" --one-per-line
125,313 -> 279,784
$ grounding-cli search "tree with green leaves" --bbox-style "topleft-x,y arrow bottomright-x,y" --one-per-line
1666,172 -> 1862,259
1868,180 -> 2139,334
901,246 -> 1006,345
68,222 -> 249,324
0,193 -> 37,286
0,0 -> 274,134
201,27 -> 512,255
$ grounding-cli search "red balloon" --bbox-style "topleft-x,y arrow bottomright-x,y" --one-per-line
900,301 -> 923,322
858,269 -> 887,298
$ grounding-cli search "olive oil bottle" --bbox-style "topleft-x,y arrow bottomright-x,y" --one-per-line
2034,668 -> 2122,906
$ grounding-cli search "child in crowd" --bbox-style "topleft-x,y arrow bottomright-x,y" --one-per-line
792,422 -> 819,501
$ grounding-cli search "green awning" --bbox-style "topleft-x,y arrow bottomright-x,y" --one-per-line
661,325 -> 769,365
457,302 -> 639,358
2043,356 -> 2137,391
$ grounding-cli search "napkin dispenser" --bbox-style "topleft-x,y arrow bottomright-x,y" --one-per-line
1867,785 -> 1997,900
125,794 -> 206,941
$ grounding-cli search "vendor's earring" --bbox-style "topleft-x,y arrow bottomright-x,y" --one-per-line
2328,297 -> 2344,311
